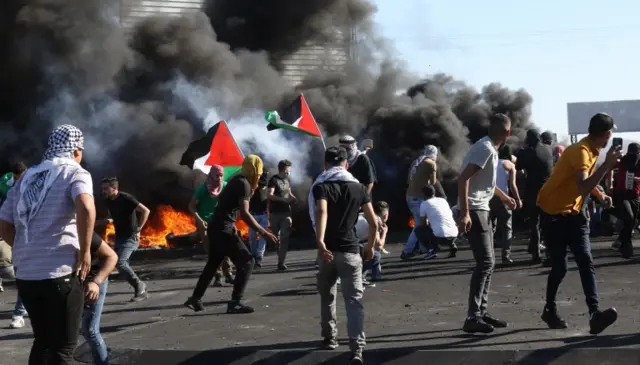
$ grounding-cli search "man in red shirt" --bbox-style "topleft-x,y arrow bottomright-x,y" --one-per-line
609,142 -> 640,258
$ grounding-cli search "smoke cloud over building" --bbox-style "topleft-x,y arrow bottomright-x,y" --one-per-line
0,0 -> 535,226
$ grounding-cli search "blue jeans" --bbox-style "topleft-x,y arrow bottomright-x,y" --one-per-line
82,280 -> 109,365
360,246 -> 382,281
542,212 -> 599,314
14,295 -> 27,316
248,213 -> 269,261
0,265 -> 28,316
403,197 -> 427,255
115,236 -> 141,288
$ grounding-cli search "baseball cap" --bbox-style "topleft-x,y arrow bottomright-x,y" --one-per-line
325,146 -> 348,164
588,113 -> 616,136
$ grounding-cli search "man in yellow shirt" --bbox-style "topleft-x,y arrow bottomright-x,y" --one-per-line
537,112 -> 621,335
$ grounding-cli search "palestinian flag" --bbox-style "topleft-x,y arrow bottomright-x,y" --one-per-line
265,94 -> 322,137
179,120 -> 244,179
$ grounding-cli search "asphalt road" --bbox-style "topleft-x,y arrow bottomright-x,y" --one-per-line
1,235 -> 640,364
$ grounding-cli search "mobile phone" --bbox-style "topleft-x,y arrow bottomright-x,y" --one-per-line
612,137 -> 623,149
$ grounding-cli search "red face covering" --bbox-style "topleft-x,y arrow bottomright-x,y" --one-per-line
206,165 -> 225,197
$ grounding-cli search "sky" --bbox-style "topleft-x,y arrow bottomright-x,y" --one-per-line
372,0 -> 640,145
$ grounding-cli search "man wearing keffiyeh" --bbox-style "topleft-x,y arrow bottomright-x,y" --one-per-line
0,124 -> 96,364
339,135 -> 377,194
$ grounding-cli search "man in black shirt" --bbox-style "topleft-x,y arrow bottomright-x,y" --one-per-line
267,160 -> 295,270
249,171 -> 269,268
185,155 -> 278,314
516,129 -> 553,262
339,135 -> 377,194
99,177 -> 151,302
311,146 -> 378,365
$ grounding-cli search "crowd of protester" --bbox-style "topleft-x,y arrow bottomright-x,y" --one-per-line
0,112 -> 638,365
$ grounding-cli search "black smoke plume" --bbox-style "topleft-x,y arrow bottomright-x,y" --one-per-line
0,0 -> 535,230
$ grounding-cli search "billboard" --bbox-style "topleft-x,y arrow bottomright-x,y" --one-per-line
567,100 -> 640,135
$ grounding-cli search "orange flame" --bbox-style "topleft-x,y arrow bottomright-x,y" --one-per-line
236,216 -> 250,240
408,216 -> 415,228
103,205 -> 196,248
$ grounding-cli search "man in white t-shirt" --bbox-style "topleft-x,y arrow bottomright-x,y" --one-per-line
416,185 -> 458,259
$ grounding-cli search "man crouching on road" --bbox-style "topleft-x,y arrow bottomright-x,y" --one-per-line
309,146 -> 378,365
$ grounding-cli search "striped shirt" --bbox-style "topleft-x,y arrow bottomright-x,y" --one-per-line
0,164 -> 93,280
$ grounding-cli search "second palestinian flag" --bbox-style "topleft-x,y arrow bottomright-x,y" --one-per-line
265,94 -> 322,137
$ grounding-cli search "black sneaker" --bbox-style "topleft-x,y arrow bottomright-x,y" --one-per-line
227,301 -> 255,314
589,308 -> 617,335
277,263 -> 288,271
400,252 -> 415,260
482,314 -> 508,328
448,246 -> 458,258
462,317 -> 494,334
254,261 -> 262,269
225,275 -> 235,285
131,282 -> 148,302
502,255 -> 514,265
541,306 -> 568,329
350,352 -> 363,365
322,337 -> 339,350
184,297 -> 204,312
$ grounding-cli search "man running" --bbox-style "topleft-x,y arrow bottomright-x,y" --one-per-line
185,155 -> 278,313
189,165 -> 234,285
457,113 -> 516,334
100,177 -> 151,302
537,112 -> 620,334
310,146 -> 377,365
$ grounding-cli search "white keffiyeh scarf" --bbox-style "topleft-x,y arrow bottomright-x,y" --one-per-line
308,166 -> 360,231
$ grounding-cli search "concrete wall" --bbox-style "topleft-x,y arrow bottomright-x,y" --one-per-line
119,0 -> 353,86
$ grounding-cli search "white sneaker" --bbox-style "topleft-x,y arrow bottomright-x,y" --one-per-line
381,248 -> 390,255
10,316 -> 25,329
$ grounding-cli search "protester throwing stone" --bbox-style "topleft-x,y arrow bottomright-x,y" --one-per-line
185,155 -> 278,314
456,114 -> 516,334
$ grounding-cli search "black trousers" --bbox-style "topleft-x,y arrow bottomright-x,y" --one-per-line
541,212 -> 599,314
192,228 -> 255,301
524,196 -> 542,257
17,274 -> 84,365
613,194 -> 640,254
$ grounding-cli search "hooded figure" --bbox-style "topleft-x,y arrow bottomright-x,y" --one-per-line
540,131 -> 554,145
516,128 -> 554,261
621,143 -> 640,172
525,129 -> 541,147
240,155 -> 264,193
206,164 -> 225,197
339,135 -> 377,190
